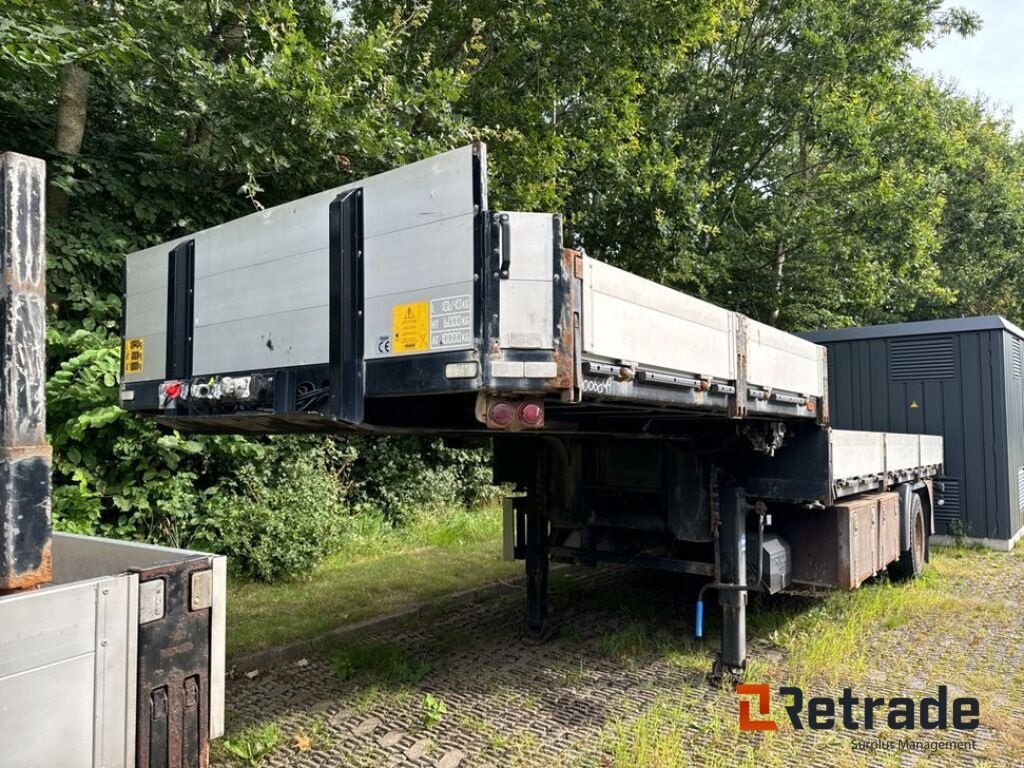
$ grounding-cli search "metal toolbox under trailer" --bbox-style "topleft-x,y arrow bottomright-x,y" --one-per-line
0,534 -> 226,768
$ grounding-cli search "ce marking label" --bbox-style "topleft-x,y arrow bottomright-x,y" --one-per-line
376,335 -> 391,354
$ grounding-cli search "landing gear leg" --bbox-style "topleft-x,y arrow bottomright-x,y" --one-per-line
525,495 -> 552,639
715,486 -> 748,683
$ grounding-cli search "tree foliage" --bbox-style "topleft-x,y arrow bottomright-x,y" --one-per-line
2,0 -> 1022,577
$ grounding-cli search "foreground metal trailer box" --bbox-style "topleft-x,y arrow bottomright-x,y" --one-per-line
805,316 -> 1024,550
0,533 -> 226,768
120,143 -> 943,678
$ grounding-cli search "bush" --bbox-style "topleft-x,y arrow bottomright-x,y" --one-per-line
46,328 -> 498,580
201,437 -> 353,581
346,436 -> 496,524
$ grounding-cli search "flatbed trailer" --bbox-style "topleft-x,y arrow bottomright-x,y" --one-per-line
121,144 -> 945,677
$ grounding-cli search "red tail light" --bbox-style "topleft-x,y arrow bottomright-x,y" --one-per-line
518,402 -> 543,426
488,402 -> 515,427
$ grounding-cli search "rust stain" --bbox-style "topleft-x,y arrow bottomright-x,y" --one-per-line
552,248 -> 581,395
0,542 -> 52,591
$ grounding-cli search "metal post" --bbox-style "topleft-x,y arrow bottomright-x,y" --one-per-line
0,152 -> 51,590
718,486 -> 747,673
524,492 -> 549,634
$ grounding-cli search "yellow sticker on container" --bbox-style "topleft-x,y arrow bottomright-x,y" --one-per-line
392,302 -> 430,353
124,337 -> 145,374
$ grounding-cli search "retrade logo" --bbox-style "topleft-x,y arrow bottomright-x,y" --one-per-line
737,685 -> 980,732
737,684 -> 777,731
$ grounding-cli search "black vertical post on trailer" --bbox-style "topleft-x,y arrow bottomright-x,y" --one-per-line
328,189 -> 365,425
0,152 -> 51,591
524,490 -> 551,636
165,239 -> 195,381
717,486 -> 748,676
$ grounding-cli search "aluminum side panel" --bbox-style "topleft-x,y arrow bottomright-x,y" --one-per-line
830,429 -> 885,480
364,215 -> 476,360
123,242 -> 170,382
498,212 -> 555,350
746,319 -> 825,396
125,145 -> 480,380
0,574 -> 136,768
583,259 -> 735,380
0,654 -> 96,768
920,434 -> 944,467
884,432 -> 920,473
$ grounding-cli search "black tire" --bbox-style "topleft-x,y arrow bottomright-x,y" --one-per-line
889,492 -> 925,581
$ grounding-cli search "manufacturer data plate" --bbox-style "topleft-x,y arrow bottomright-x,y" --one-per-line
390,295 -> 472,354
430,294 -> 472,349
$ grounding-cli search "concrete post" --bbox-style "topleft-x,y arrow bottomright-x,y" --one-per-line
0,152 -> 51,590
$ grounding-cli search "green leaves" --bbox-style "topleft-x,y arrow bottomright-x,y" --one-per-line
4,0 -> 1021,578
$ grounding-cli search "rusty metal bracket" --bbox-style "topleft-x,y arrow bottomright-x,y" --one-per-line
729,315 -> 748,419
0,152 -> 51,591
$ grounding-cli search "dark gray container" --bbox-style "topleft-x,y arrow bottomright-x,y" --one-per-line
803,316 -> 1024,550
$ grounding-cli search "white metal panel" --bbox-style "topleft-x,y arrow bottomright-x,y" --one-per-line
498,212 -> 555,350
193,249 -> 326,328
583,258 -> 735,380
830,429 -> 885,481
0,653 -> 96,768
193,306 -> 329,375
363,216 -> 476,360
125,145 -> 481,379
745,319 -> 824,396
0,579 -> 97,678
0,573 -> 135,768
920,434 -> 944,467
884,433 -> 920,473
209,556 -> 227,740
51,531 -> 210,580
123,242 -> 171,382
93,573 -> 136,768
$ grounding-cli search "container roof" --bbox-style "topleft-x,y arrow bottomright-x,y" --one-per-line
800,315 -> 1024,343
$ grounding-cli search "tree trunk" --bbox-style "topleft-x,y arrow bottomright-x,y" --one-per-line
48,63 -> 90,220
768,239 -> 785,326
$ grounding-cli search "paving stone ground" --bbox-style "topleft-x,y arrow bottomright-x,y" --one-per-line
216,551 -> 1024,768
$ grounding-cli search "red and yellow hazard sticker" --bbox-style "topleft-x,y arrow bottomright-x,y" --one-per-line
392,302 -> 430,353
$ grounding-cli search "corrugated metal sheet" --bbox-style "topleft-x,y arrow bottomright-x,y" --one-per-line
813,325 -> 1022,542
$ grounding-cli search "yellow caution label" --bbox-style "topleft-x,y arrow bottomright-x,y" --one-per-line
124,337 -> 145,374
392,302 -> 430,353
910,400 -> 920,409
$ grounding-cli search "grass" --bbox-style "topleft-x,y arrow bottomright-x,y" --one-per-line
594,544 -> 1022,768
212,722 -> 281,767
332,642 -> 431,686
226,505 -> 518,658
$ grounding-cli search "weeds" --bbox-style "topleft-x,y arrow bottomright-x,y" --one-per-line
422,693 -> 448,727
214,722 -> 280,768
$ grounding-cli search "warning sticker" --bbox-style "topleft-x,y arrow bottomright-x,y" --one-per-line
124,337 -> 145,374
392,302 -> 430,353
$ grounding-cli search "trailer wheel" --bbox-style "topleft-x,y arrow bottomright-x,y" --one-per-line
889,492 -> 925,581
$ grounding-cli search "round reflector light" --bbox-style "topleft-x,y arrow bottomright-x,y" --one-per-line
488,402 -> 515,426
518,402 -> 543,426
